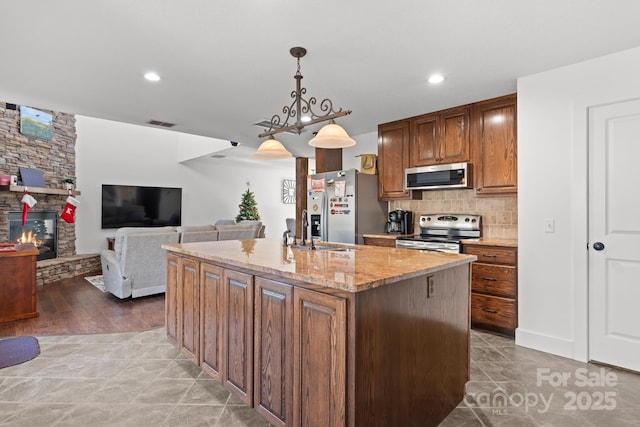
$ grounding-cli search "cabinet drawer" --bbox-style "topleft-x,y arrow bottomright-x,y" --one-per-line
471,293 -> 516,330
471,263 -> 516,298
363,236 -> 397,248
464,245 -> 516,265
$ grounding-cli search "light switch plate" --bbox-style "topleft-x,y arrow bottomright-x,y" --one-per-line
544,218 -> 555,233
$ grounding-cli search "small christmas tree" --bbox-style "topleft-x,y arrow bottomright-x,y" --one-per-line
236,182 -> 261,222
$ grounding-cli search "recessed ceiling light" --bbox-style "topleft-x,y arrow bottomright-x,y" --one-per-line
428,74 -> 444,84
144,72 -> 161,82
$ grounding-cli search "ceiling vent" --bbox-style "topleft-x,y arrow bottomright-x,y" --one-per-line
147,120 -> 176,128
253,120 -> 306,135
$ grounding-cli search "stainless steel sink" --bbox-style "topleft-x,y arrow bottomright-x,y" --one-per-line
291,244 -> 358,252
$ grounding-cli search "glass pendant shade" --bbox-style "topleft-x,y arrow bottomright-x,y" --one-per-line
308,121 -> 356,148
252,136 -> 293,160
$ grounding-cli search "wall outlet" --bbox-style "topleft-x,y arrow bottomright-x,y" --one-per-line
544,218 -> 555,233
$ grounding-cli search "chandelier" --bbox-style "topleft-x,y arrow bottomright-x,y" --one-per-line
252,47 -> 355,160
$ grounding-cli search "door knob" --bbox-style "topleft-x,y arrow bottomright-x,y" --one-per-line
593,242 -> 605,251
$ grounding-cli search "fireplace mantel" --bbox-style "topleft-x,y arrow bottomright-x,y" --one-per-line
3,185 -> 81,196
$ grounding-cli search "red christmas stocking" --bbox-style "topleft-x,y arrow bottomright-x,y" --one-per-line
61,196 -> 80,224
21,193 -> 37,226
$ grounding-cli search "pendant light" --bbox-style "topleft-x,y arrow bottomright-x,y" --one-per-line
255,47 -> 354,159
251,136 -> 292,160
308,120 -> 356,148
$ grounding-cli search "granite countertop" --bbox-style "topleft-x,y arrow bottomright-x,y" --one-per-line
461,238 -> 518,248
163,238 -> 476,293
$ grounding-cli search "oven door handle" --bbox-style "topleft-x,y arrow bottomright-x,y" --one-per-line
420,248 -> 447,253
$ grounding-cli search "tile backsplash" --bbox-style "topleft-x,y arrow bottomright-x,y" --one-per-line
391,189 -> 517,239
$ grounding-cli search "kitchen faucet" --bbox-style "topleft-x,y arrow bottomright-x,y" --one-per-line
300,209 -> 308,246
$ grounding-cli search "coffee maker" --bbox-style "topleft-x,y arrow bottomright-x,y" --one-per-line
385,209 -> 414,234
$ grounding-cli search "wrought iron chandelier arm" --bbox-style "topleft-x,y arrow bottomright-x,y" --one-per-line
258,110 -> 351,138
257,46 -> 352,140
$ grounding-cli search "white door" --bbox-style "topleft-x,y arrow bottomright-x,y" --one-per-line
589,99 -> 640,372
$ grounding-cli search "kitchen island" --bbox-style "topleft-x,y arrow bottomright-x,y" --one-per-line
163,238 -> 476,427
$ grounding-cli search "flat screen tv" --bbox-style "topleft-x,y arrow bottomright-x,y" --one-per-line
101,184 -> 182,229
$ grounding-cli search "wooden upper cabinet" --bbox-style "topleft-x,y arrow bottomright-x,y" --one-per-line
472,94 -> 517,195
410,106 -> 470,167
378,120 -> 411,200
410,113 -> 438,166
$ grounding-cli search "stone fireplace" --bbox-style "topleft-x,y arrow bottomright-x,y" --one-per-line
8,211 -> 58,261
1,102 -> 101,285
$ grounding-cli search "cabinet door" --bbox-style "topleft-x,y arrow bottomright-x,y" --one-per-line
165,254 -> 180,346
293,288 -> 346,427
254,278 -> 293,427
179,257 -> 200,363
378,120 -> 411,200
222,269 -> 254,405
472,94 -> 517,195
409,106 -> 469,167
440,106 -> 470,163
200,262 -> 224,381
410,113 -> 438,166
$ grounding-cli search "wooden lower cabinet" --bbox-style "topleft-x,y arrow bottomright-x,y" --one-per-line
166,254 -> 469,426
293,287 -> 346,427
254,278 -> 294,427
0,244 -> 39,324
463,243 -> 518,336
222,269 -> 254,406
165,253 -> 180,346
253,279 -> 346,427
200,263 -> 224,380
362,235 -> 397,247
179,257 -> 200,363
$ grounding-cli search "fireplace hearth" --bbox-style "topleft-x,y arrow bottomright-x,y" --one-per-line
8,211 -> 57,261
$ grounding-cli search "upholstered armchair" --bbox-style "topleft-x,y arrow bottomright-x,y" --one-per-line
100,227 -> 179,299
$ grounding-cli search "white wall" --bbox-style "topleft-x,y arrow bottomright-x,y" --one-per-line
343,131 -> 378,171
517,46 -> 640,361
75,116 -> 296,253
75,117 -> 379,254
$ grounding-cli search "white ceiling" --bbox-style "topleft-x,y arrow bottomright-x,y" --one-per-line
2,0 -> 640,159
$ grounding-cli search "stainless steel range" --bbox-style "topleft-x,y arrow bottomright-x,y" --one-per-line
396,214 -> 481,253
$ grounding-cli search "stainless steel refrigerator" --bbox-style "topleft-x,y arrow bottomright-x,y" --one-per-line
306,169 -> 387,245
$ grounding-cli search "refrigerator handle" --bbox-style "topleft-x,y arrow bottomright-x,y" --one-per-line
322,191 -> 329,242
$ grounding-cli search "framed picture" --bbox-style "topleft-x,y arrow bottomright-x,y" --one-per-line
20,106 -> 53,140
282,179 -> 296,204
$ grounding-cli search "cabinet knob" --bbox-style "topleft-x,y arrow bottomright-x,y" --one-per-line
592,242 -> 605,251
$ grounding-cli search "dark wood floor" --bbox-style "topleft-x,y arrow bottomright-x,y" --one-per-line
0,274 -> 165,338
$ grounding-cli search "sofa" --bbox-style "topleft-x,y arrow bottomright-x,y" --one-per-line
178,220 -> 265,243
100,221 -> 265,299
100,226 -> 179,299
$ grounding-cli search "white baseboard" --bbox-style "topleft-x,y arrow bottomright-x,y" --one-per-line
515,327 -> 585,362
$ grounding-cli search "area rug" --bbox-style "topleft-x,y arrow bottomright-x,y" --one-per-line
0,336 -> 40,369
84,275 -> 106,292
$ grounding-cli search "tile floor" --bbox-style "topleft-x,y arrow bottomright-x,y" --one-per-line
443,330 -> 640,426
0,328 -> 638,426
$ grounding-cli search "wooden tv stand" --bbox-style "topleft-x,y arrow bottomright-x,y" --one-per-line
0,243 -> 39,323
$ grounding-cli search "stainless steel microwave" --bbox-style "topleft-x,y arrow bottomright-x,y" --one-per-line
405,162 -> 473,190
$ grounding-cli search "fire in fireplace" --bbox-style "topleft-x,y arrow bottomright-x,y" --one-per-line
8,211 -> 57,261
